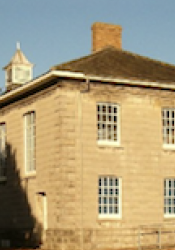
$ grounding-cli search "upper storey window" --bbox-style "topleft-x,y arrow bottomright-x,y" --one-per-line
0,123 -> 6,181
97,103 -> 120,146
162,108 -> 175,148
24,111 -> 36,175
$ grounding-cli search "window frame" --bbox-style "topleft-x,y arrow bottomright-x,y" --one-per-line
98,176 -> 122,219
0,123 -> 6,181
24,111 -> 36,176
162,108 -> 175,149
97,102 -> 120,146
164,178 -> 175,218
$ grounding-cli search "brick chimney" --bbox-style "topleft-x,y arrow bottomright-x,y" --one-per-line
91,22 -> 122,52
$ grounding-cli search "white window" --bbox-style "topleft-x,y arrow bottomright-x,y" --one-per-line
97,103 -> 120,145
164,178 -> 175,217
0,123 -> 6,180
24,112 -> 36,174
98,176 -> 121,219
162,108 -> 175,148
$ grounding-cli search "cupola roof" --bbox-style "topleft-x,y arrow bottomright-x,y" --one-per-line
3,43 -> 33,70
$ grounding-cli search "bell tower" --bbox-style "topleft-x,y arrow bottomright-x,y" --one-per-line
3,43 -> 34,91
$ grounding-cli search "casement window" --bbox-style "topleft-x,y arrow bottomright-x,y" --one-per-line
0,123 -> 6,180
162,108 -> 175,148
24,112 -> 36,174
98,176 -> 122,219
97,103 -> 120,146
164,178 -> 175,217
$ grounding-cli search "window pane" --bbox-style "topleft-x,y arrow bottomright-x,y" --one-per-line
109,178 -> 113,186
104,178 -> 107,186
104,188 -> 108,195
115,207 -> 118,213
109,206 -> 113,214
114,107 -> 117,113
109,197 -> 113,204
115,198 -> 118,204
102,105 -> 106,112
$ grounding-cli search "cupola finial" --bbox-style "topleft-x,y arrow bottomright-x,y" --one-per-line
17,42 -> 20,50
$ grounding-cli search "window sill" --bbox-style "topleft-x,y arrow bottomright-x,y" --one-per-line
164,214 -> 175,219
24,172 -> 36,179
163,145 -> 175,151
97,141 -> 121,148
98,215 -> 122,220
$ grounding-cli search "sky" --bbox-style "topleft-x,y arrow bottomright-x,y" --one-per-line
0,0 -> 175,90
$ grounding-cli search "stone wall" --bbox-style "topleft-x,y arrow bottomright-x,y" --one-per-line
45,80 -> 175,249
1,79 -> 175,249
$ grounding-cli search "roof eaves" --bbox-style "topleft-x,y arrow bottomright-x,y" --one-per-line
1,70 -> 175,106
0,71 -> 54,104
52,70 -> 175,90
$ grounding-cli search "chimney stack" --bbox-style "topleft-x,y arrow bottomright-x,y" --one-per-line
91,22 -> 122,53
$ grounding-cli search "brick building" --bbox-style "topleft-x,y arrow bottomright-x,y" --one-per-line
1,22 -> 175,249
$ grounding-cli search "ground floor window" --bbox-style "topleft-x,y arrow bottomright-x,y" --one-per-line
0,123 -> 6,180
98,176 -> 121,219
164,178 -> 175,217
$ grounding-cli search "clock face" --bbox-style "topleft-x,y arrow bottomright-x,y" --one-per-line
15,67 -> 30,83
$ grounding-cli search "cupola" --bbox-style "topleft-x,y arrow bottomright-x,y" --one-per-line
3,43 -> 34,91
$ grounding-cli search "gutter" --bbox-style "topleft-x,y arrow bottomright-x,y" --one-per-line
52,70 -> 175,90
0,71 -> 56,102
0,70 -> 175,104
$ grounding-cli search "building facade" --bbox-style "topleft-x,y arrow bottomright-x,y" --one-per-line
1,22 -> 175,249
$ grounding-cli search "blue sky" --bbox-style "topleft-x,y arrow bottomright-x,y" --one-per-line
0,0 -> 175,90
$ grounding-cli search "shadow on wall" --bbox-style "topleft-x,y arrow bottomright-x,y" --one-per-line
0,142 -> 42,248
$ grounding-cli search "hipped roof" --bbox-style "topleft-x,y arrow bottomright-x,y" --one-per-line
51,46 -> 175,84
